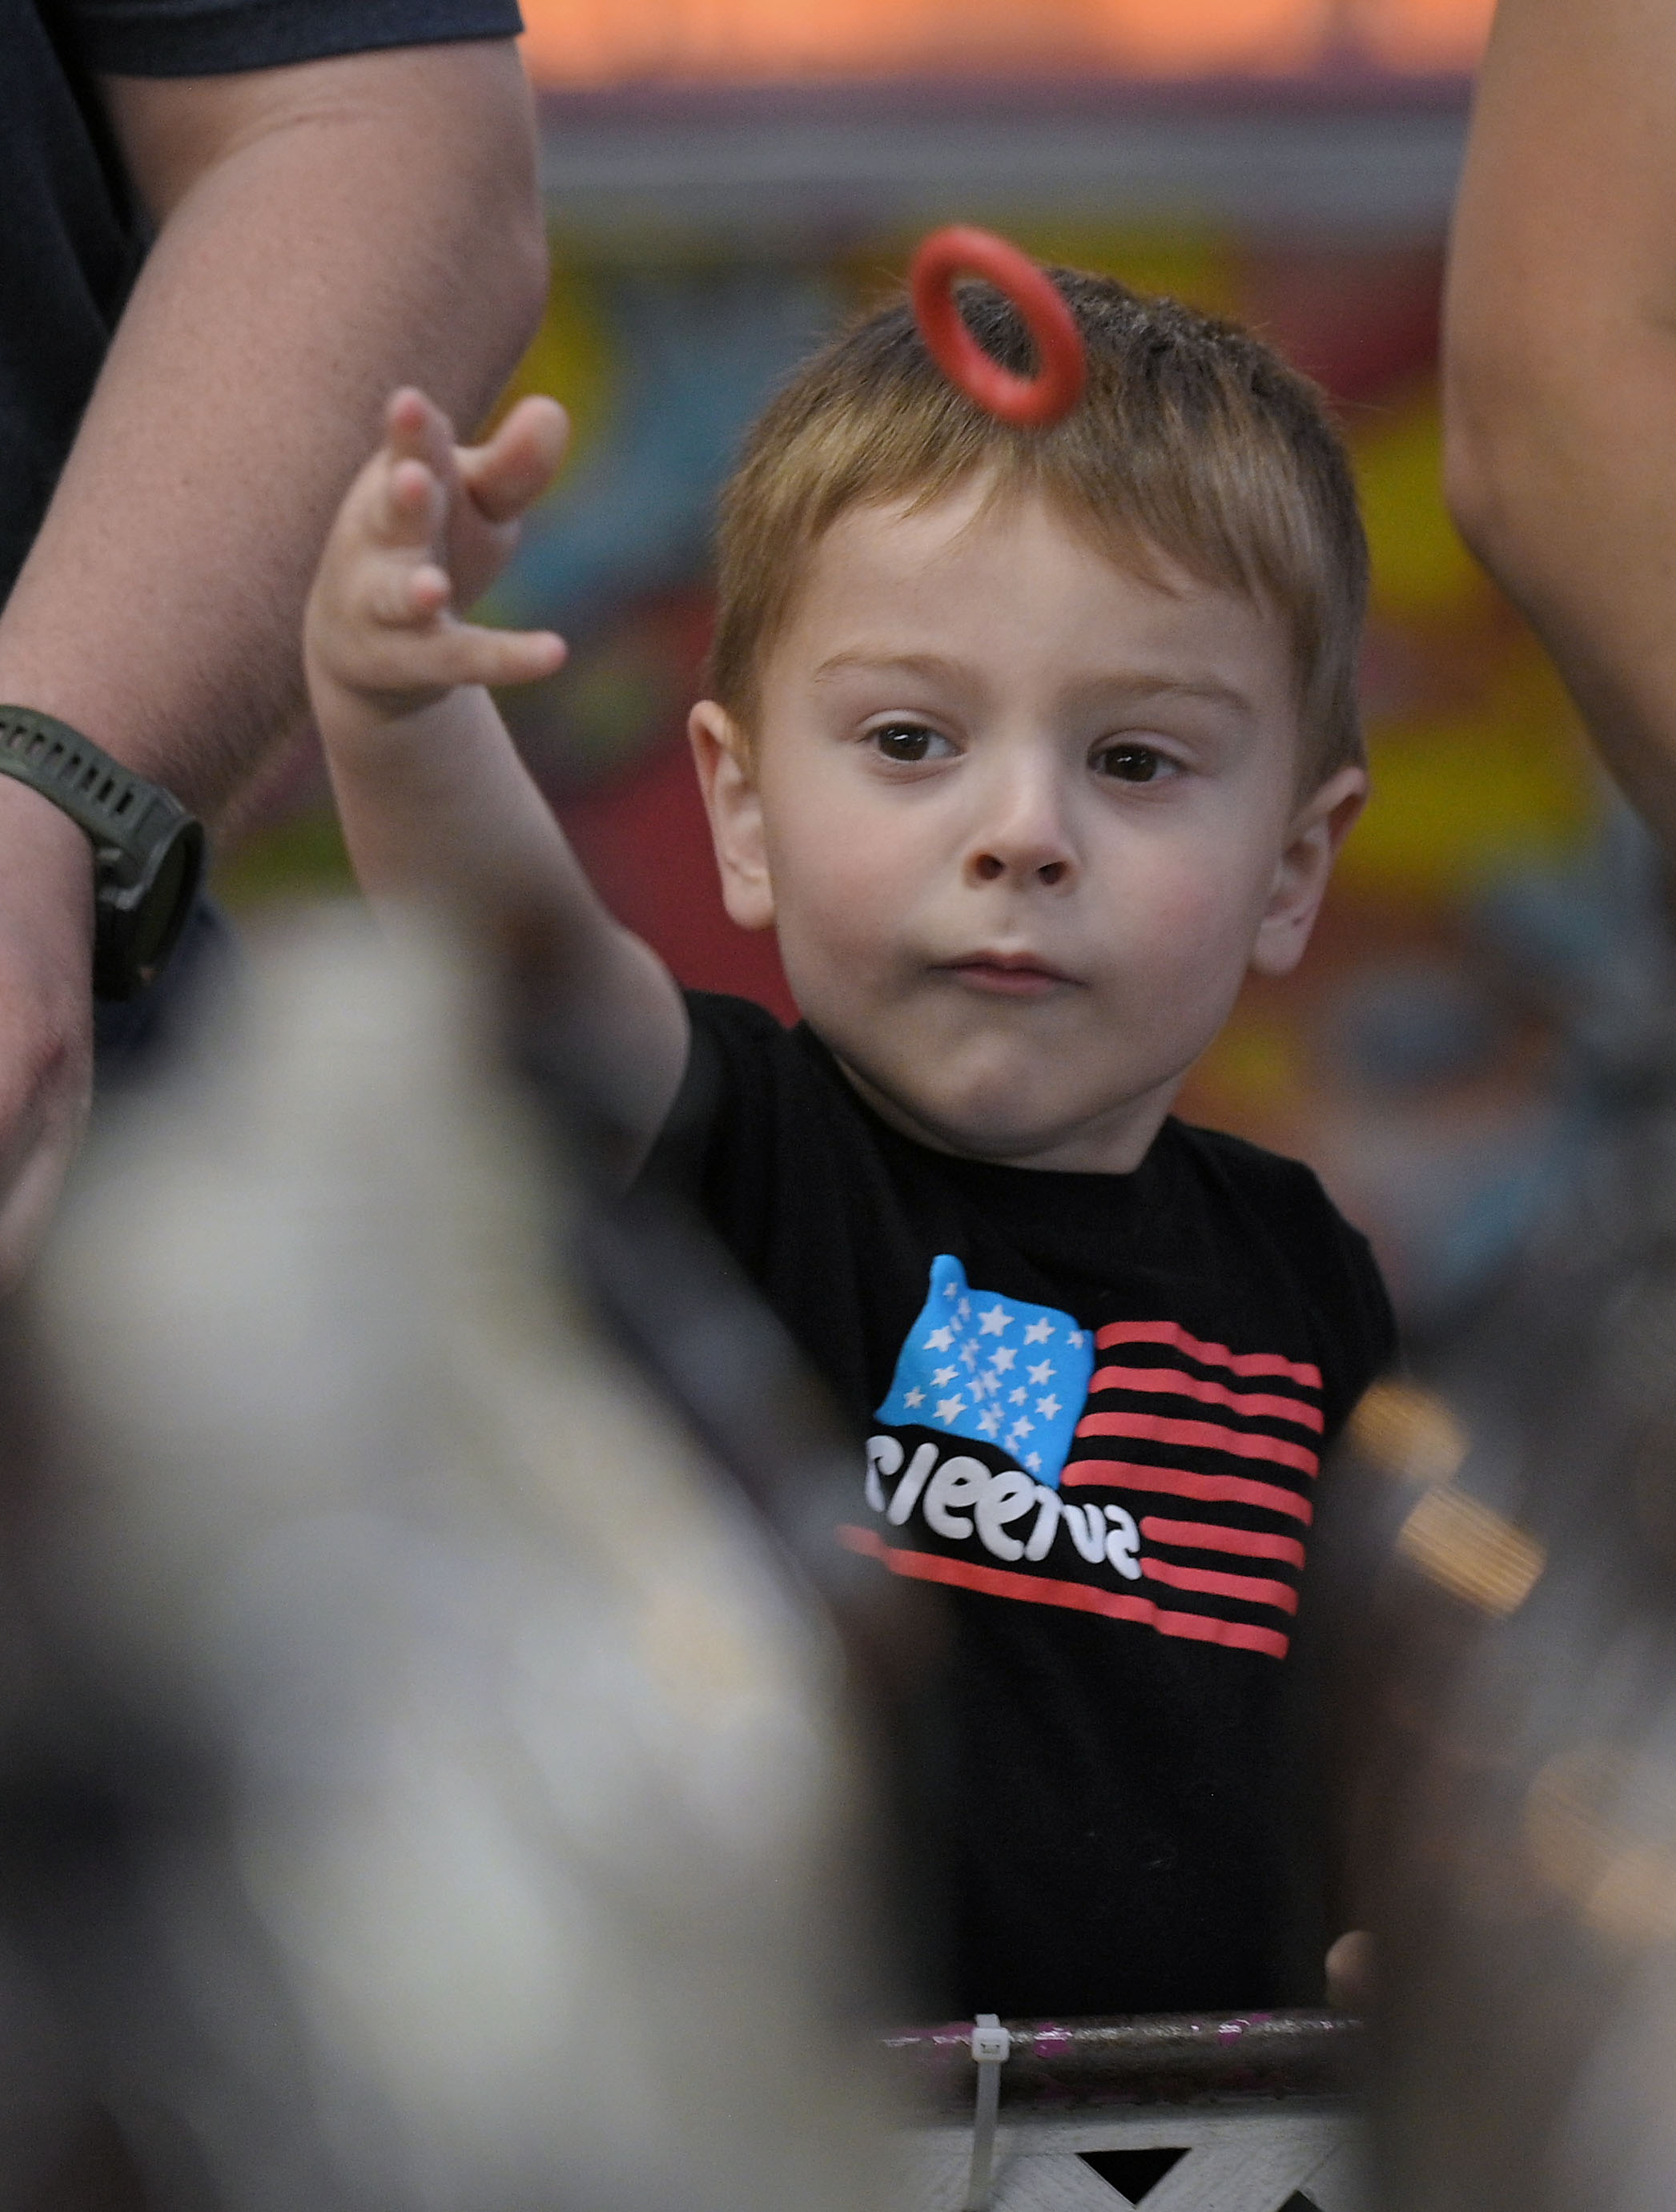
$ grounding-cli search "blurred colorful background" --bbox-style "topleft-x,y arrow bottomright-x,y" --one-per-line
224,0 -> 1645,1330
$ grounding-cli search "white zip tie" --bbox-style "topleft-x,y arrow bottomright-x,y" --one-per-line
964,2012 -> 1012,2211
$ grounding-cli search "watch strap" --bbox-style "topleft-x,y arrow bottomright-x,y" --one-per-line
0,706 -> 207,1000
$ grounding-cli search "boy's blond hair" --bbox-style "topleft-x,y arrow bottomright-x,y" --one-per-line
706,267 -> 1368,791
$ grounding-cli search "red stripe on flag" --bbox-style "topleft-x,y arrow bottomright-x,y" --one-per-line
1075,1408 -> 1320,1476
1088,1364 -> 1324,1433
1141,1555 -> 1298,1615
1140,1515 -> 1308,1568
834,1524 -> 1289,1659
1094,1320 -> 1321,1388
1062,1459 -> 1312,1524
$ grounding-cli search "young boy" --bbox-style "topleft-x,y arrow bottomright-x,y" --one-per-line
304,271 -> 1396,2020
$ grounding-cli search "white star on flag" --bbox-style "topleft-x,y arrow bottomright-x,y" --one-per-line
925,1325 -> 955,1352
978,1410 -> 1001,1437
977,1303 -> 1011,1336
936,1396 -> 966,1425
1010,1386 -> 1027,1406
903,1386 -> 924,1409
1027,1360 -> 1054,1385
943,1280 -> 958,1298
1036,1394 -> 1061,1420
957,1298 -> 971,1321
990,1346 -> 1017,1373
960,1341 -> 979,1369
932,1365 -> 958,1387
1023,1317 -> 1055,1345
1067,1330 -> 1084,1349
1011,1415 -> 1035,1439
1027,1451 -> 1043,1473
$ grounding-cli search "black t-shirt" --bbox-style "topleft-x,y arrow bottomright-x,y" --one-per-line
1,0 -> 522,599
653,992 -> 1397,2017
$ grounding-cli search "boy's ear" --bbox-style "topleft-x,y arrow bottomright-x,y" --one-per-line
688,700 -> 776,932
1249,764 -> 1368,979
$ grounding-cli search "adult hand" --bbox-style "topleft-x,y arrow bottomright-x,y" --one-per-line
0,780 -> 93,1283
1324,1928 -> 1375,2010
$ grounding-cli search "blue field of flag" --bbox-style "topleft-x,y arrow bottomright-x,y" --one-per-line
874,1254 -> 1093,1486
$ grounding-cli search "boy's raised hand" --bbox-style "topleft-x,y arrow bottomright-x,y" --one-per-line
306,387 -> 569,734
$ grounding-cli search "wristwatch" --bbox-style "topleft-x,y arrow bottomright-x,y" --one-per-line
0,706 -> 207,1002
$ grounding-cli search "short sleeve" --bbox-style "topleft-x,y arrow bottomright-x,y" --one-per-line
642,991 -> 797,1272
1325,1220 -> 1400,1416
1280,1180 -> 1397,1434
64,0 -> 522,78
1175,1122 -> 1398,1438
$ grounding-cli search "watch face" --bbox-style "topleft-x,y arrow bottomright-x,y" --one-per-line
97,818 -> 207,999
132,829 -> 199,975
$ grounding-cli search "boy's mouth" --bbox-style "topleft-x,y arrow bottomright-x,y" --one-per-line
942,951 -> 1075,996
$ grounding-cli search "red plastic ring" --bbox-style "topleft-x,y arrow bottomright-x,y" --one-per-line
910,226 -> 1086,428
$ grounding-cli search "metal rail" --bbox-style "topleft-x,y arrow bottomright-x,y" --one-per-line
883,2009 -> 1366,2110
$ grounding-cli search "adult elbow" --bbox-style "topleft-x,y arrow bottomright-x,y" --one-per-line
1441,334 -> 1542,592
481,132 -> 550,365
451,58 -> 551,407
1440,392 -> 1501,573
469,195 -> 549,410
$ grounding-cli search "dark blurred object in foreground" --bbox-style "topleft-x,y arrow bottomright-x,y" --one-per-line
1320,941 -> 1676,2209
0,909 -> 902,2212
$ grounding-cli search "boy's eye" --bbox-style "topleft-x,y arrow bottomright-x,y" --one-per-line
870,721 -> 952,764
1092,742 -> 1171,783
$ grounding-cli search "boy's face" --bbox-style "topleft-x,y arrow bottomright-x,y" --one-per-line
692,483 -> 1365,1172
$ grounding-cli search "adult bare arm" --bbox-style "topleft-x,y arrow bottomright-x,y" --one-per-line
0,38 -> 547,813
1443,0 -> 1676,849
0,37 -> 547,1273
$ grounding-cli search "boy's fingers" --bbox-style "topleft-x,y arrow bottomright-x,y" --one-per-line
357,560 -> 452,629
436,620 -> 567,689
384,386 -> 458,479
325,617 -> 565,701
460,396 -> 569,524
369,456 -> 445,549
409,620 -> 566,694
408,563 -> 452,617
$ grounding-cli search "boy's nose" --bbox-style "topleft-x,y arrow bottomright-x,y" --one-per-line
971,849 -> 1069,886
965,762 -> 1076,888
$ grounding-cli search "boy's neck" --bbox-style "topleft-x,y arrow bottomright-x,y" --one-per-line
827,1047 -> 1182,1176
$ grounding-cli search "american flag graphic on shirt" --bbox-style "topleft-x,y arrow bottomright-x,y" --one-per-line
842,1257 -> 1324,1661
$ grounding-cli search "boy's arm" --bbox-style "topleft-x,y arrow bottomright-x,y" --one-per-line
1443,0 -> 1676,850
306,388 -> 689,1158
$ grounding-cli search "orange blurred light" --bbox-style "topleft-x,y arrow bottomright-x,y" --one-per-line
1115,0 -> 1330,74
519,0 -> 1493,86
1359,0 -> 1495,70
